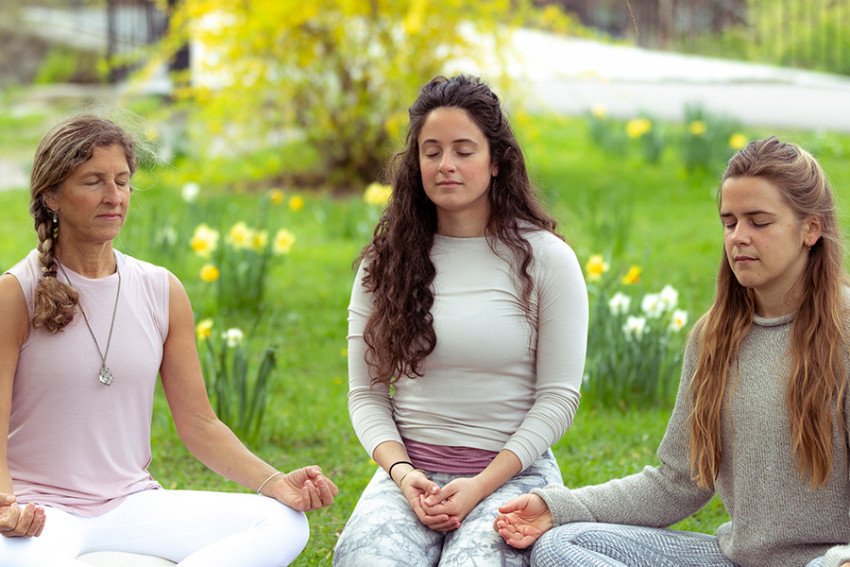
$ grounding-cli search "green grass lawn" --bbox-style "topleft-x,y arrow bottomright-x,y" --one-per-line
1,110 -> 849,565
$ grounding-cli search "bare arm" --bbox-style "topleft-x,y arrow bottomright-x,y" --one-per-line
0,274 -> 45,537
159,274 -> 337,511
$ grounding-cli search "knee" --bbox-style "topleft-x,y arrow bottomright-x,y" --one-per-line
257,498 -> 310,555
530,522 -> 598,567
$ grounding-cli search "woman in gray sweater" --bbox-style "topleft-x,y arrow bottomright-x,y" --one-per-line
494,137 -> 850,567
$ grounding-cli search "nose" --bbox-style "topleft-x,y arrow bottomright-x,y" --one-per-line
438,154 -> 455,174
101,180 -> 125,204
729,224 -> 751,246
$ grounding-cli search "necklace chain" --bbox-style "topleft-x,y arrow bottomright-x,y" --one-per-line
57,260 -> 121,386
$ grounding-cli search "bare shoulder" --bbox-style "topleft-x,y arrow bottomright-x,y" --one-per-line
0,273 -> 29,346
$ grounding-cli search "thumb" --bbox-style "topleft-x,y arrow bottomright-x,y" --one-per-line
497,495 -> 527,514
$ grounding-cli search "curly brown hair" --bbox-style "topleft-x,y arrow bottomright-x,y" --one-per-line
29,114 -> 138,333
689,137 -> 848,488
359,75 -> 561,385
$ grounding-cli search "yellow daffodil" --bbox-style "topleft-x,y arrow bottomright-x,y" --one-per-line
273,228 -> 296,255
591,104 -> 607,119
626,118 -> 652,139
688,120 -> 707,136
269,189 -> 285,205
199,263 -> 220,283
363,182 -> 393,207
729,133 -> 748,150
288,195 -> 305,212
196,318 -> 214,341
251,230 -> 269,252
226,222 -> 254,250
585,254 -> 609,281
190,224 -> 219,258
622,265 -> 641,285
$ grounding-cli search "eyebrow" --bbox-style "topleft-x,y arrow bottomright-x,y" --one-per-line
719,210 -> 777,218
420,138 -> 480,145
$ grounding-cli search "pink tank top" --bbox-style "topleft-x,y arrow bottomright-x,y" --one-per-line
6,250 -> 168,516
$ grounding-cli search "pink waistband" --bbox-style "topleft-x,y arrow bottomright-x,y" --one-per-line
403,437 -> 499,474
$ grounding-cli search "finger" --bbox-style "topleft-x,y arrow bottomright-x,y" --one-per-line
305,465 -> 323,479
294,482 -> 319,512
25,506 -> 44,537
302,481 -> 322,510
497,495 -> 526,514
33,509 -> 46,538
407,474 -> 439,494
0,494 -> 15,506
497,527 -> 535,549
13,503 -> 36,536
315,476 -> 336,505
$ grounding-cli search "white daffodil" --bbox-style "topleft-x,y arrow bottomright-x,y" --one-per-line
608,292 -> 631,316
223,328 -> 244,348
623,316 -> 647,341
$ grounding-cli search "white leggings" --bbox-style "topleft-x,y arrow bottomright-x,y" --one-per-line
0,489 -> 309,567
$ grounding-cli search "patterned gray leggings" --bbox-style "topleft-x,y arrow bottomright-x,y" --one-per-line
333,451 -> 562,567
531,523 -> 827,567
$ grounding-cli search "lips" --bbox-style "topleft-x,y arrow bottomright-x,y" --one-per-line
436,180 -> 461,186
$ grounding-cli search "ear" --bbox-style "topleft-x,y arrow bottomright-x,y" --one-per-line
803,214 -> 822,247
42,192 -> 58,213
490,163 -> 499,178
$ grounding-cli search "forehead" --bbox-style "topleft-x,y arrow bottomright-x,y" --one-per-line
418,107 -> 487,143
719,176 -> 790,214
71,144 -> 131,174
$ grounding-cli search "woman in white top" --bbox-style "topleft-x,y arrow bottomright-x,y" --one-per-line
0,115 -> 337,566
333,75 -> 588,566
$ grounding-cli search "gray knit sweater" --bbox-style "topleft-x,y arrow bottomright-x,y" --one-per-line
535,312 -> 850,567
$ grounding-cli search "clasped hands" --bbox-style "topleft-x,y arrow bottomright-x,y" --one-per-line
0,493 -> 45,538
399,471 -> 485,532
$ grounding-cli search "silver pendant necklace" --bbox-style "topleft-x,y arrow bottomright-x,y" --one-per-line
57,261 -> 121,386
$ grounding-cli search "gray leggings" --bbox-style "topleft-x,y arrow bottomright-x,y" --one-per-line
531,523 -> 827,567
333,451 -> 562,567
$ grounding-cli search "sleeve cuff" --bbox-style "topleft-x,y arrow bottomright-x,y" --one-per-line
532,484 -> 595,526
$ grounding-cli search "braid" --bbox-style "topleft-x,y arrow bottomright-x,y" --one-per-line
31,209 -> 78,334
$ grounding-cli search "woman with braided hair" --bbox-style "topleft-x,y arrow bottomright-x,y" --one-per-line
333,75 -> 588,565
0,114 -> 337,566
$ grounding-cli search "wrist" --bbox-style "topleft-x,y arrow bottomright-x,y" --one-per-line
256,471 -> 284,496
388,460 -> 415,484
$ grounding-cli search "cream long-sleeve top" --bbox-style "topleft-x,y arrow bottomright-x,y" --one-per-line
348,229 -> 588,471
534,311 -> 850,567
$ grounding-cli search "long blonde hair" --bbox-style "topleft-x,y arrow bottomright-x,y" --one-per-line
689,137 -> 848,488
